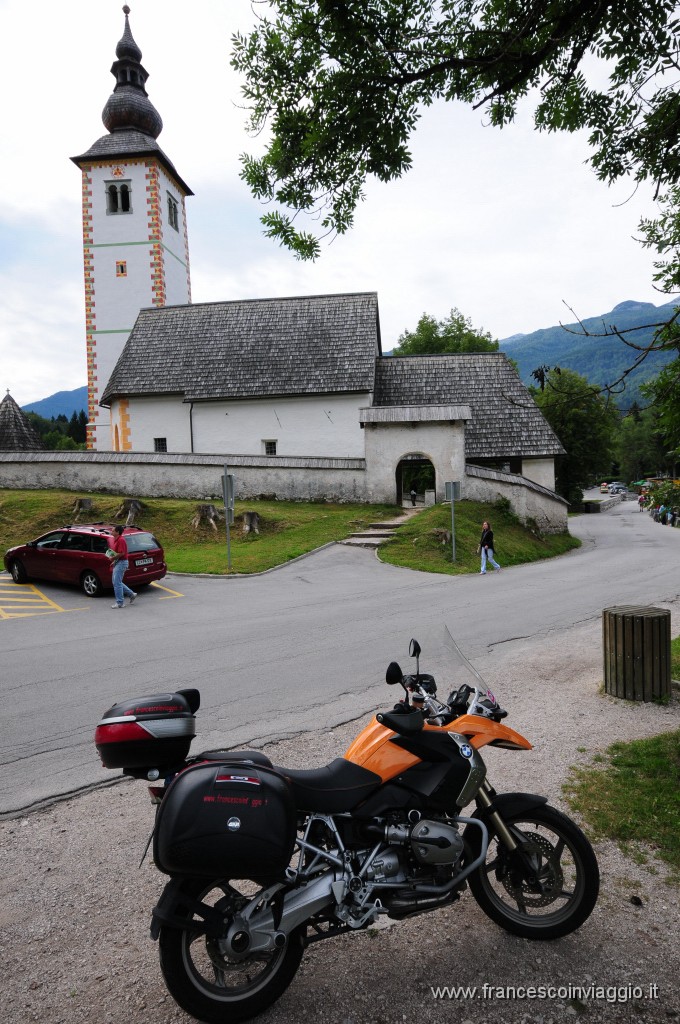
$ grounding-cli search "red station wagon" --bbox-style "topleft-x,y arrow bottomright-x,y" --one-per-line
3,523 -> 167,597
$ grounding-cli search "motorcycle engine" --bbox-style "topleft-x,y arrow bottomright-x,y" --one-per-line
409,819 -> 464,865
384,818 -> 464,866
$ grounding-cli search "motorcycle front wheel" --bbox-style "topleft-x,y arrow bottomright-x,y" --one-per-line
158,878 -> 305,1024
467,804 -> 599,940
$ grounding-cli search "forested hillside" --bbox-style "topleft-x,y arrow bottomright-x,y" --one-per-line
500,299 -> 677,407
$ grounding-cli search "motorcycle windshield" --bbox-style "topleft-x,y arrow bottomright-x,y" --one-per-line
400,624 -> 490,698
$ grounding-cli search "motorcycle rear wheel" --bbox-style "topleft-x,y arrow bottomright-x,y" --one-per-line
158,878 -> 305,1023
467,804 -> 599,939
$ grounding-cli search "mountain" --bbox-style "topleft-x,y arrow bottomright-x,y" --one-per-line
499,299 -> 678,408
23,386 -> 88,420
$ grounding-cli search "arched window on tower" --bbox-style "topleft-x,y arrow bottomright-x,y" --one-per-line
105,180 -> 133,215
167,192 -> 179,231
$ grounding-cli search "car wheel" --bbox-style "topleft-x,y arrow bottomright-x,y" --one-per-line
81,570 -> 103,597
10,560 -> 28,584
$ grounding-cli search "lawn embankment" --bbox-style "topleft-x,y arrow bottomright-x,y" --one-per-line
378,498 -> 580,575
564,730 -> 680,881
0,489 -> 400,575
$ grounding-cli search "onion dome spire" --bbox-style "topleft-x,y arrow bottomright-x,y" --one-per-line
102,6 -> 163,139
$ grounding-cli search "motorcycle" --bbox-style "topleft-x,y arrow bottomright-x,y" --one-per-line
94,631 -> 599,1023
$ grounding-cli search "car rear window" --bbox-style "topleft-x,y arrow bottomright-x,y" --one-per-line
125,532 -> 161,553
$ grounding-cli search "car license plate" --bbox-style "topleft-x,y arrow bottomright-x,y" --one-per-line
136,557 -> 153,566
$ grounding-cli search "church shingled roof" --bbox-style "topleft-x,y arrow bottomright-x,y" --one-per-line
0,392 -> 43,451
374,354 -> 565,458
101,292 -> 382,405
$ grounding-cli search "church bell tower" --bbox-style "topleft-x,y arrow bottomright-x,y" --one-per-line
72,5 -> 193,450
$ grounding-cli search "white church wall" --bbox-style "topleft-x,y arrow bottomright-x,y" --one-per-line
123,393 -> 370,458
111,396 -> 191,452
521,457 -> 556,491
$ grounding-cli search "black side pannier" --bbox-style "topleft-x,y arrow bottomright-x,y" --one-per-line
153,761 -> 297,881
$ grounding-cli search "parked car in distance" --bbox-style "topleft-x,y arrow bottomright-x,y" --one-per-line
600,482 -> 609,493
3,524 -> 166,596
608,482 -> 627,494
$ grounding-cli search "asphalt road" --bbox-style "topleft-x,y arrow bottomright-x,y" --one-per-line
1,496 -> 679,816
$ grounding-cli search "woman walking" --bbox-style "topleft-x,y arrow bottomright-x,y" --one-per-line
479,520 -> 501,574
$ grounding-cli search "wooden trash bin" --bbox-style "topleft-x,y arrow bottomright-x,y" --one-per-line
602,605 -> 671,701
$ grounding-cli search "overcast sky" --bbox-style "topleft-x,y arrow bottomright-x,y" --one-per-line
0,0 -> 669,406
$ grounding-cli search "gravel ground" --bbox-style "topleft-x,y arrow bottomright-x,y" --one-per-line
2,609 -> 679,1024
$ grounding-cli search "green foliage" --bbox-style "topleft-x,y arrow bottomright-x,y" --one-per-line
646,480 -> 680,511
642,356 -> 680,457
394,308 -> 498,356
26,409 -> 87,450
232,1 -> 680,258
615,406 -> 672,482
533,368 -> 619,505
233,2 -> 680,411
564,731 -> 680,879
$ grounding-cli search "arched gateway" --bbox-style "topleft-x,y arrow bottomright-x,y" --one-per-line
395,454 -> 435,505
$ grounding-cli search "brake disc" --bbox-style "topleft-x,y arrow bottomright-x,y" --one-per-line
499,832 -> 564,907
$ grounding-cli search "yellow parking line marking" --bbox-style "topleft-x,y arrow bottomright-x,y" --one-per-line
0,581 -> 68,618
150,581 -> 185,599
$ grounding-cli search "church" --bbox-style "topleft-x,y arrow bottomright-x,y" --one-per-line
68,7 -> 567,528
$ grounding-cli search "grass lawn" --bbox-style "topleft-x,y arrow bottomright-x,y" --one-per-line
0,489 -> 401,575
672,635 -> 680,680
0,489 -> 582,577
564,730 -> 680,881
378,499 -> 580,575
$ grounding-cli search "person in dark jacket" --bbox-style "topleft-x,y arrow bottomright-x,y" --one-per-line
479,520 -> 501,574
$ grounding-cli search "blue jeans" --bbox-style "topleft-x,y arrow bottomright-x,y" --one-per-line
112,559 -> 135,605
481,547 -> 500,572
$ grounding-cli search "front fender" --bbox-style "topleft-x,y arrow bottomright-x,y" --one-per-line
463,792 -> 548,850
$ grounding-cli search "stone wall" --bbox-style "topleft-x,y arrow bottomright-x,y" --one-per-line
0,451 -> 368,503
464,464 -> 568,533
0,451 -> 569,530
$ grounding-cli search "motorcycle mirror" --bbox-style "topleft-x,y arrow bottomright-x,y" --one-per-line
386,662 -> 403,686
409,638 -> 421,678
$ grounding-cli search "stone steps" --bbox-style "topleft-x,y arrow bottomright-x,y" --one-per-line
340,507 -> 421,548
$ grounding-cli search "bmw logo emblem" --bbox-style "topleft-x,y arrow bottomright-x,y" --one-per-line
460,744 -> 473,759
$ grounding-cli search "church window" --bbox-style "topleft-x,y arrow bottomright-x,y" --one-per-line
116,261 -> 127,277
154,437 -> 168,452
263,440 -> 277,456
106,180 -> 132,215
167,193 -> 179,231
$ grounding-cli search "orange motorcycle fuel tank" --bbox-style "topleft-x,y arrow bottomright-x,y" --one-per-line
344,713 -> 532,784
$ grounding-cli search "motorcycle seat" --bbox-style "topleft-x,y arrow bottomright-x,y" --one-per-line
276,757 -> 381,813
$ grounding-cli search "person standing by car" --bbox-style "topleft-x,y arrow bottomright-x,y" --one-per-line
479,520 -> 501,574
110,526 -> 137,608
